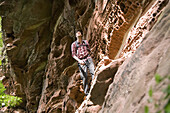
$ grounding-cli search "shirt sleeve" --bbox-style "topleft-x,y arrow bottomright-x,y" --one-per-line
71,42 -> 76,57
85,40 -> 91,50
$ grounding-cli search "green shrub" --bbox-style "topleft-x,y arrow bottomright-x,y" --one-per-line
0,80 -> 22,107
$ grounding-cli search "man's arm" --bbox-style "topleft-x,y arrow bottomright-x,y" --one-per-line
72,55 -> 85,65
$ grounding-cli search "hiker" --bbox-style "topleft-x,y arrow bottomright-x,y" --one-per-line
71,30 -> 95,96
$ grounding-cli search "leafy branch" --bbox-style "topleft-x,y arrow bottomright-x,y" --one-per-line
0,80 -> 22,108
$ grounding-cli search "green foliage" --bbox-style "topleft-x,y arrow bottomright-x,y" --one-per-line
0,81 -> 22,107
0,17 -> 22,108
0,33 -> 3,47
149,87 -> 153,97
148,87 -> 153,103
156,111 -> 161,113
0,95 -> 22,107
164,99 -> 170,113
155,74 -> 162,84
164,85 -> 170,99
145,74 -> 170,113
145,106 -> 149,113
0,81 -> 6,95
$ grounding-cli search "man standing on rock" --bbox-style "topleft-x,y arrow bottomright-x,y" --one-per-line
71,30 -> 95,96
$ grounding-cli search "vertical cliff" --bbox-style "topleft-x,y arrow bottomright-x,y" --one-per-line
99,2 -> 170,112
0,0 -> 169,113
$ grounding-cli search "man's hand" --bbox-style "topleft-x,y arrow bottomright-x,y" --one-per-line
79,60 -> 85,65
72,55 -> 85,65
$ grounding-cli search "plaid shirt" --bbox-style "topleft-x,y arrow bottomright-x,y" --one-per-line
71,40 -> 91,60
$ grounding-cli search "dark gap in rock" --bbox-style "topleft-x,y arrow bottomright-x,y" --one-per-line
128,38 -> 131,43
124,8 -> 128,14
143,26 -> 147,29
69,0 -> 78,7
6,32 -> 15,39
118,17 -> 124,26
103,39 -> 106,44
110,11 -> 114,17
102,50 -> 106,54
149,21 -> 152,25
108,27 -> 113,35
108,35 -> 111,41
132,4 -> 137,9
153,13 -> 157,17
54,38 -> 61,46
118,10 -> 121,14
78,6 -> 87,16
57,108 -> 62,113
114,18 -> 118,24
136,2 -> 140,6
120,3 -> 125,12
127,1 -> 132,5
53,49 -> 62,58
31,103 -> 35,105
158,0 -> 169,11
151,18 -> 155,22
46,107 -> 51,113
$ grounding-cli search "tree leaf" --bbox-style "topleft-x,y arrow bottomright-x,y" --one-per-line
145,106 -> 149,113
155,74 -> 162,84
149,88 -> 153,97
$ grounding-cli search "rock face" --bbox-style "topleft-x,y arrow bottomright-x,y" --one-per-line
90,58 -> 124,106
0,0 -> 169,113
1,0 -> 55,112
99,2 -> 170,113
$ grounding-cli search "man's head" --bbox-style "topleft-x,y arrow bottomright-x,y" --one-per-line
76,31 -> 82,39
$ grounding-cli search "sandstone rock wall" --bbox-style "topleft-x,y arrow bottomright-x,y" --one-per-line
0,0 -> 60,112
76,1 -> 169,112
0,0 -> 169,113
100,2 -> 170,112
1,0 -> 55,112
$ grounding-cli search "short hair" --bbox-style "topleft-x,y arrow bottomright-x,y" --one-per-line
76,30 -> 83,35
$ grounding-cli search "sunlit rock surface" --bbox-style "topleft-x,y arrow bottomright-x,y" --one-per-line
100,2 -> 170,113
0,0 -> 169,113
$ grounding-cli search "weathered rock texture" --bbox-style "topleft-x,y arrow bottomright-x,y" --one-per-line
0,0 -> 169,113
76,1 -> 169,113
1,0 -> 55,112
1,0 -> 95,112
100,2 -> 170,113
87,0 -> 160,61
118,0 -> 168,58
90,58 -> 124,106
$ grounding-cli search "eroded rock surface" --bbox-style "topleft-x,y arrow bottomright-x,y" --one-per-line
0,0 -> 169,113
90,58 -> 124,105
100,3 -> 170,113
1,0 -> 55,112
